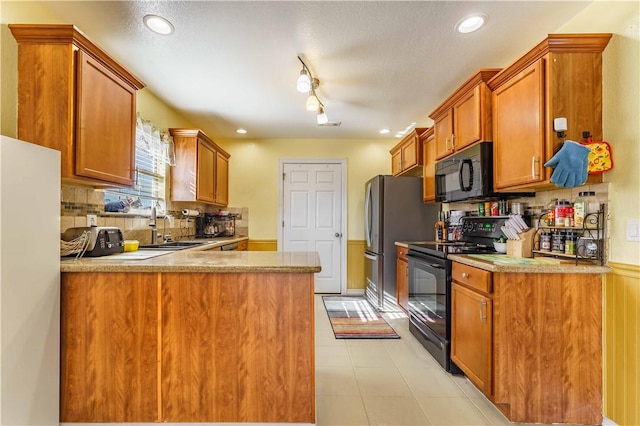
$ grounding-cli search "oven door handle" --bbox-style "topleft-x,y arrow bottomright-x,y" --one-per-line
408,255 -> 446,270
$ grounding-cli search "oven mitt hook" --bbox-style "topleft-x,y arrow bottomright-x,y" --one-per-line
543,140 -> 591,188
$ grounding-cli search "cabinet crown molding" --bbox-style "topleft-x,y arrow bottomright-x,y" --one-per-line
428,69 -> 501,119
487,33 -> 612,90
169,128 -> 230,158
9,24 -> 145,91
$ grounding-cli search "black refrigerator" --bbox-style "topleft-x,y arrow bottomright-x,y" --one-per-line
364,175 -> 440,310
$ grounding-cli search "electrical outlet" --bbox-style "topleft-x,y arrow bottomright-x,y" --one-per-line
86,214 -> 98,227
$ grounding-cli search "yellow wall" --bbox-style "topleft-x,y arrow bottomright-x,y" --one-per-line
604,263 -> 640,426
217,137 -> 393,241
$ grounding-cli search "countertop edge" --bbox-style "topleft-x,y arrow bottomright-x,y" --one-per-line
448,254 -> 612,274
60,265 -> 322,273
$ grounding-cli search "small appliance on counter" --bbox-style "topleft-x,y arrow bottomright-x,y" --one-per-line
195,213 -> 236,239
61,226 -> 124,257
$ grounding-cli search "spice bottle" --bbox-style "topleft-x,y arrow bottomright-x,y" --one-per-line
546,198 -> 558,226
574,192 -> 588,228
540,232 -> 551,251
565,232 -> 577,255
554,200 -> 570,227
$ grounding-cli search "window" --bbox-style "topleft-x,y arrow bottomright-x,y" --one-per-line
104,115 -> 175,215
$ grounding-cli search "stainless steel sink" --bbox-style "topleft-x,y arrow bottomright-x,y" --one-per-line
138,241 -> 208,251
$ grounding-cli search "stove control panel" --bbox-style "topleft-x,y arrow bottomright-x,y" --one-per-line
460,217 -> 508,239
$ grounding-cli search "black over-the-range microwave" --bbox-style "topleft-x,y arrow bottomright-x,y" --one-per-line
435,142 -> 533,202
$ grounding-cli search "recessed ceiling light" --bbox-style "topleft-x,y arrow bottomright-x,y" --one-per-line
456,13 -> 488,34
236,128 -> 247,134
143,15 -> 174,35
379,129 -> 391,134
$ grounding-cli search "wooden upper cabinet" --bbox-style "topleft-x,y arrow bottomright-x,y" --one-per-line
196,140 -> 216,203
488,34 -> 612,191
169,129 -> 230,206
389,128 -> 427,176
9,24 -> 145,187
421,127 -> 436,203
492,60 -> 546,189
215,151 -> 229,205
429,69 -> 501,161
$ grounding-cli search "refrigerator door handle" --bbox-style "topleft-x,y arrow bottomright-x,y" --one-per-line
364,253 -> 377,261
364,182 -> 372,247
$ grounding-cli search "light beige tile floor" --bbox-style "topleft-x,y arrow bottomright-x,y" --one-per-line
315,294 -> 513,426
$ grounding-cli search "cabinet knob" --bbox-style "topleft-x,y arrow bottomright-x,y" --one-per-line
335,232 -> 342,238
462,272 -> 469,278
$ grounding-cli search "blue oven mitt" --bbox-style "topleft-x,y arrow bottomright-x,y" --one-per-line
543,141 -> 591,188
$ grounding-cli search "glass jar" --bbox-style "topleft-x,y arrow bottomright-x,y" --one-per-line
584,192 -> 600,229
564,232 -> 577,255
540,232 -> 551,251
554,200 -> 571,227
552,231 -> 565,253
546,198 -> 558,226
573,192 -> 587,228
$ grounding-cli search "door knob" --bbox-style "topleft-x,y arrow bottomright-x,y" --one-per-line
335,232 -> 342,237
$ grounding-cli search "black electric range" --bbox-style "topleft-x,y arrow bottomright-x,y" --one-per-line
406,216 -> 509,373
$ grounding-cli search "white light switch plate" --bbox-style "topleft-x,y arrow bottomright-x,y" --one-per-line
627,219 -> 640,242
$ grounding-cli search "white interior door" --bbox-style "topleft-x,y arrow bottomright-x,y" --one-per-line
281,161 -> 344,293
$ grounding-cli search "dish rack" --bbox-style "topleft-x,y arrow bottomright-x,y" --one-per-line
60,231 -> 90,258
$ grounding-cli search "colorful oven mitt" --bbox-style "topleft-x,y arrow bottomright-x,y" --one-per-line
543,140 -> 591,188
582,140 -> 613,174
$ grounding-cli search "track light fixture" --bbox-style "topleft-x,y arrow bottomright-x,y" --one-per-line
297,55 -> 330,125
317,105 -> 328,125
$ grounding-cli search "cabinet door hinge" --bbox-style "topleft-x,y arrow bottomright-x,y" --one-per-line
282,172 -> 286,181
282,220 -> 285,228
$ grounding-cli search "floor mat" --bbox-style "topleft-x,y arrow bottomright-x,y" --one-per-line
322,296 -> 400,339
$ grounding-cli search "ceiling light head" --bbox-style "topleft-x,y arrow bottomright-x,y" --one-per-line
296,69 -> 311,93
306,91 -> 320,112
235,128 -> 247,134
456,13 -> 488,34
379,129 -> 391,134
316,106 -> 328,125
143,14 -> 175,35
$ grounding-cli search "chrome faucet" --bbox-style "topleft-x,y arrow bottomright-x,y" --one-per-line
150,206 -> 158,244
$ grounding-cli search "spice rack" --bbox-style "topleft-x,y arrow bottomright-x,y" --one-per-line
532,204 -> 605,265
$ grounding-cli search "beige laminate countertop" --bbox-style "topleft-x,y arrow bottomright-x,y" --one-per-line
449,254 -> 611,274
61,239 -> 322,274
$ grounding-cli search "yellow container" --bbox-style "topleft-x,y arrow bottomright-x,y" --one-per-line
123,240 -> 139,252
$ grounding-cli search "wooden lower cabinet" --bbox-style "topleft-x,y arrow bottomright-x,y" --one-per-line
451,283 -> 492,396
161,272 -> 314,423
451,263 -> 603,425
396,246 -> 409,311
61,271 -> 315,423
60,273 -> 158,422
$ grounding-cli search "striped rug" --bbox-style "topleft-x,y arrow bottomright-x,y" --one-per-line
322,296 -> 400,339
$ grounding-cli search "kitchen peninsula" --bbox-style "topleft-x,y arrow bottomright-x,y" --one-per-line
60,250 -> 321,424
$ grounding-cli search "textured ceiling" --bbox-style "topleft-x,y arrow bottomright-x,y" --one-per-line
22,1 -> 592,139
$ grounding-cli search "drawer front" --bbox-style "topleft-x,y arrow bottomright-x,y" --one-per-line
397,245 -> 408,261
452,262 -> 492,294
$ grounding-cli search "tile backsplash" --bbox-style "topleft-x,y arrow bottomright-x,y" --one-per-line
61,185 -> 248,244
444,182 -> 610,220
